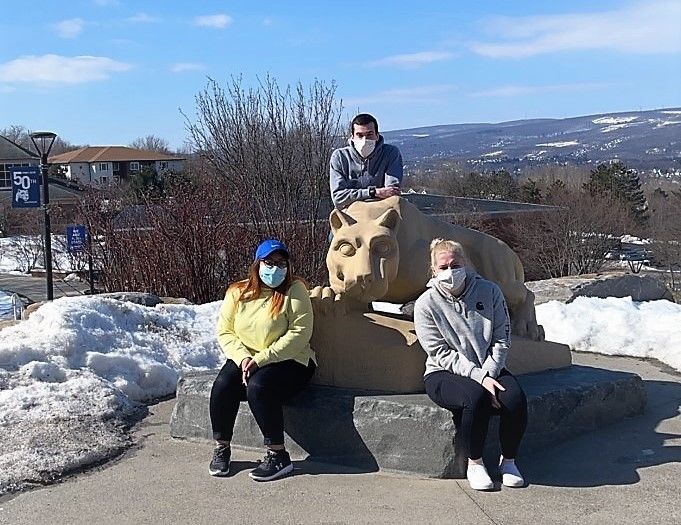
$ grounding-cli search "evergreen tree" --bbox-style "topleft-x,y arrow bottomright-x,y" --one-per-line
584,162 -> 648,224
519,179 -> 542,203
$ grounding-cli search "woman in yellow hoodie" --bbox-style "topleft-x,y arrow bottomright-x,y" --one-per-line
209,239 -> 316,481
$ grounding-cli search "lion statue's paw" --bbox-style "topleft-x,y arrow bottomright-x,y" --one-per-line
512,318 -> 545,341
309,286 -> 347,316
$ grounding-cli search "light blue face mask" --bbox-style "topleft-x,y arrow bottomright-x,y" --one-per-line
259,263 -> 287,288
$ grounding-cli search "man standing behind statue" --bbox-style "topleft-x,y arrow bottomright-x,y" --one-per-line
330,113 -> 403,209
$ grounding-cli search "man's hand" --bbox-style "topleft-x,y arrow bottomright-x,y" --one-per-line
240,357 -> 258,385
376,185 -> 401,199
482,376 -> 506,409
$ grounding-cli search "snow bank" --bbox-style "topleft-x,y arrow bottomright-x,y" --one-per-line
537,297 -> 681,372
0,235 -> 78,273
0,296 -> 223,495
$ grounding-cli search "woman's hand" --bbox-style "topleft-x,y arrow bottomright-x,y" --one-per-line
240,357 -> 258,385
482,376 -> 505,409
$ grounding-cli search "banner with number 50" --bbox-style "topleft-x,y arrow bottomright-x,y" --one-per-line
11,166 -> 41,208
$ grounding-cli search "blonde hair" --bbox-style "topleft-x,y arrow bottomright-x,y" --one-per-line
429,238 -> 467,268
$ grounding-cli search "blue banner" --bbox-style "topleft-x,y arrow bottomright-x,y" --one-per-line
67,225 -> 87,253
11,166 -> 41,208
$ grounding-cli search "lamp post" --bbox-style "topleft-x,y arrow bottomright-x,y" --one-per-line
29,131 -> 57,301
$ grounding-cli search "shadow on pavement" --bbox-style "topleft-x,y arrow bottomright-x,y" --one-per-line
521,378 -> 681,487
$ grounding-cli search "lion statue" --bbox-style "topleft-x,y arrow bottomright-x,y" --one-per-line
322,196 -> 544,341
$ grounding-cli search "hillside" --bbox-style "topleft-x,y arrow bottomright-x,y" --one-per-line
383,108 -> 681,175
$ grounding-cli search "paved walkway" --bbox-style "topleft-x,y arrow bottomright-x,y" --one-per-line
1,353 -> 679,525
0,273 -> 90,303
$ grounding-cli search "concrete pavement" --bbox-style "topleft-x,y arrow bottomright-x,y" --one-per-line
0,273 -> 91,303
1,352 -> 679,525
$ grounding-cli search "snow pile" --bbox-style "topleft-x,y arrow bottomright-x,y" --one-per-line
537,296 -> 681,372
592,116 -> 638,125
0,296 -> 223,495
0,235 -> 78,273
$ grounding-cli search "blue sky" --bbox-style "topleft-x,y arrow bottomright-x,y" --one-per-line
1,0 -> 680,149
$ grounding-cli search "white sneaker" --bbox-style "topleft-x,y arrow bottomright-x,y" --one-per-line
499,457 -> 524,487
466,462 -> 494,490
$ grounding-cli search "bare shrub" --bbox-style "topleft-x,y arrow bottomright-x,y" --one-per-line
513,188 -> 634,279
184,76 -> 343,284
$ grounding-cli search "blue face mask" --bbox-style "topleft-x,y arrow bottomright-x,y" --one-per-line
259,263 -> 287,288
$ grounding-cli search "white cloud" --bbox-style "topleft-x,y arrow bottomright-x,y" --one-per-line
170,62 -> 205,73
345,84 -> 457,106
127,13 -> 159,24
470,0 -> 681,58
53,18 -> 85,39
193,14 -> 233,29
367,51 -> 454,68
263,18 -> 274,27
470,82 -> 608,98
0,55 -> 132,85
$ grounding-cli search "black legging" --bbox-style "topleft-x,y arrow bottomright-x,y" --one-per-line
424,369 -> 527,460
210,359 -> 315,446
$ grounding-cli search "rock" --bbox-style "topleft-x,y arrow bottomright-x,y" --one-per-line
22,301 -> 46,320
527,273 -> 674,305
98,292 -> 163,307
159,297 -> 194,305
570,274 -> 674,302
170,365 -> 646,478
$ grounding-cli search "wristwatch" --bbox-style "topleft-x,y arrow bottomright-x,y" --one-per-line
368,186 -> 377,198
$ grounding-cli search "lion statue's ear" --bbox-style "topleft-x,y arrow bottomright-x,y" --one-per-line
329,209 -> 355,233
375,208 -> 401,232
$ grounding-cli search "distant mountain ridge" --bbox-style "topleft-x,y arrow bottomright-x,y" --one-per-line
382,108 -> 681,173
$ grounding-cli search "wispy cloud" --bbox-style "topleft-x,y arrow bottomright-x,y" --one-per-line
470,82 -> 608,98
53,18 -> 85,39
193,14 -> 233,29
127,13 -> 159,24
263,18 -> 274,27
367,51 -> 454,68
170,62 -> 205,73
93,0 -> 119,6
470,0 -> 681,58
0,55 -> 132,85
345,84 -> 457,106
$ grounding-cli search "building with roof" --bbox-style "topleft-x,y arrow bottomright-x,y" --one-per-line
0,135 -> 39,190
49,146 -> 185,186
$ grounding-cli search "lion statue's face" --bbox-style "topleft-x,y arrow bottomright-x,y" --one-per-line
326,207 -> 401,303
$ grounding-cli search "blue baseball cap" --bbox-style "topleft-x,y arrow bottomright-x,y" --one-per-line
254,239 -> 289,261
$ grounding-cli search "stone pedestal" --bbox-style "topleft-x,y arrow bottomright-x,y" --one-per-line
170,365 -> 646,478
310,310 -> 572,393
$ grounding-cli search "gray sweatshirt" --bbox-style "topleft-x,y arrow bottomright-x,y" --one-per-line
329,135 -> 403,209
413,272 -> 511,383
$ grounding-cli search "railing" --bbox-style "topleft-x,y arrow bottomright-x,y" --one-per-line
11,293 -> 23,320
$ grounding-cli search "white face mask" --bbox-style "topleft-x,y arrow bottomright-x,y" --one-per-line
353,137 -> 376,158
435,267 -> 466,293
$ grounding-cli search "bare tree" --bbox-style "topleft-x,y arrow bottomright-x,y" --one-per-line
647,189 -> 681,294
513,188 -> 634,279
129,135 -> 172,154
183,75 -> 343,283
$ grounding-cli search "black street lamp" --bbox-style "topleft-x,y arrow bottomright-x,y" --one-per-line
30,131 -> 57,301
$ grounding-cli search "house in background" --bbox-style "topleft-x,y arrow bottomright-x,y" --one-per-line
0,135 -> 39,191
49,146 -> 185,186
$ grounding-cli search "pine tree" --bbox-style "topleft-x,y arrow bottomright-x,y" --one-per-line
584,162 -> 648,224
519,179 -> 542,203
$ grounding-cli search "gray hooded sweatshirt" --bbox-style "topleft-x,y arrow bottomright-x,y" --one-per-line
329,135 -> 403,209
413,272 -> 511,383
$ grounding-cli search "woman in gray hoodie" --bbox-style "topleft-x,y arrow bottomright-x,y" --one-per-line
414,239 -> 527,490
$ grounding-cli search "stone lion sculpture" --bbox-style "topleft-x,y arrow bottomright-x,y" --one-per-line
319,196 -> 544,341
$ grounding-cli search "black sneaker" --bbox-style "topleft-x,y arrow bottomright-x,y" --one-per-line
249,450 -> 293,481
208,444 -> 231,476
